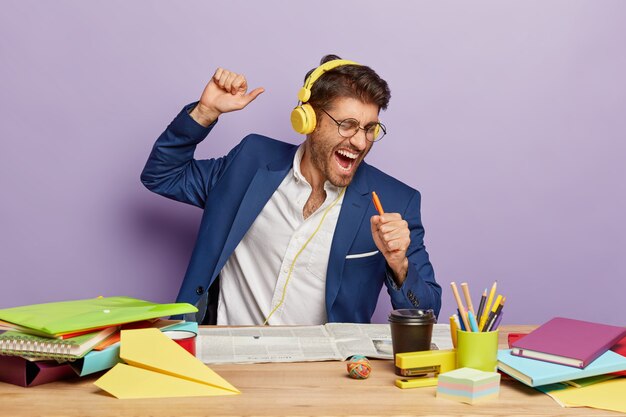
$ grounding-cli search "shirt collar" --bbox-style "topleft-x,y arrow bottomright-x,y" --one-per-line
292,145 -> 344,195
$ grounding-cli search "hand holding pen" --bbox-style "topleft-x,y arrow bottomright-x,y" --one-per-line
370,191 -> 411,285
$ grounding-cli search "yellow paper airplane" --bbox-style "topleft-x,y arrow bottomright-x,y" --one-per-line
94,328 -> 240,399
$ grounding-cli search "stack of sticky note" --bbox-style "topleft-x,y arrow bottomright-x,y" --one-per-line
436,367 -> 500,404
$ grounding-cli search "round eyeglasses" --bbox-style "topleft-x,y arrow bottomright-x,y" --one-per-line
320,108 -> 387,142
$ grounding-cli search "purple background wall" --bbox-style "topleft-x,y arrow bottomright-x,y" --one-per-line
1,1 -> 624,325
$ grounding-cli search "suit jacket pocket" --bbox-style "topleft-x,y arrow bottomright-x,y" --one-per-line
344,250 -> 383,269
345,250 -> 379,259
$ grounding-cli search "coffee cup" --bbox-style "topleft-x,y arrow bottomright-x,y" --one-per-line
389,309 -> 436,375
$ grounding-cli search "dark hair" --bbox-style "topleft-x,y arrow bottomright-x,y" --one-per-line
305,54 -> 391,113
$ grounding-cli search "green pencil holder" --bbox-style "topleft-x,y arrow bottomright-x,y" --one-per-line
456,330 -> 499,372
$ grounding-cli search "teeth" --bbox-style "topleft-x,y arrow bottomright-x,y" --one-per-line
337,149 -> 357,159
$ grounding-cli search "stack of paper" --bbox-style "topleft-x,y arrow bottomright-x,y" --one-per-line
436,367 -> 500,404
0,296 -> 198,387
537,378 -> 626,414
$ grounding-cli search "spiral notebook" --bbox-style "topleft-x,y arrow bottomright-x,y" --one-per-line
0,326 -> 117,360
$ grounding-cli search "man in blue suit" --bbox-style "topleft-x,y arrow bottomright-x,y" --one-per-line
141,55 -> 441,325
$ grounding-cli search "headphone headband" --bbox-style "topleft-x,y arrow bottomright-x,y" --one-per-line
297,59 -> 360,103
291,59 -> 360,135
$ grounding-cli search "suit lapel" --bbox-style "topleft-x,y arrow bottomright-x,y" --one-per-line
326,165 -> 371,313
213,149 -> 297,280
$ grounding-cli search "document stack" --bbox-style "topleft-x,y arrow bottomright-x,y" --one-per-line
0,296 -> 198,387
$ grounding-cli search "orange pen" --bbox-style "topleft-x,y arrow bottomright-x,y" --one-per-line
371,191 -> 385,215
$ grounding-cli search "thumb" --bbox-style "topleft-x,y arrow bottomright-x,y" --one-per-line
370,215 -> 382,231
241,87 -> 265,106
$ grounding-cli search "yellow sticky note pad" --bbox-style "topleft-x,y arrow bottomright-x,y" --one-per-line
94,328 -> 239,399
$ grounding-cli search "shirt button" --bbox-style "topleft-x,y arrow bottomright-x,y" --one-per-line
196,286 -> 204,295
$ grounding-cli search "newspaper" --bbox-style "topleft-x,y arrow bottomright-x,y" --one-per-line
197,323 -> 453,364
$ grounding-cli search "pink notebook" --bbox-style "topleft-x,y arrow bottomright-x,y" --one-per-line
510,317 -> 626,368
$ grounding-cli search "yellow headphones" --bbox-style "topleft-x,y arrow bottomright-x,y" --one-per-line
290,59 -> 359,135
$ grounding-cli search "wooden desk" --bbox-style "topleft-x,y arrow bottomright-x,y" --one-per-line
0,325 -> 621,416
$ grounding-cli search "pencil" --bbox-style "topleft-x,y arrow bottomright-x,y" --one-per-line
456,309 -> 466,331
475,288 -> 487,323
449,315 -> 458,348
452,314 -> 461,332
482,294 -> 503,332
450,282 -> 470,331
490,310 -> 505,332
479,281 -> 497,330
460,282 -> 474,314
371,191 -> 384,215
467,310 -> 480,332
486,296 -> 506,332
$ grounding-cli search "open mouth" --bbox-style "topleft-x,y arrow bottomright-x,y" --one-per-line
334,149 -> 358,172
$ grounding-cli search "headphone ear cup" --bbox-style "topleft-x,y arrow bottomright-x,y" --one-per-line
373,123 -> 380,140
290,103 -> 317,135
290,106 -> 308,134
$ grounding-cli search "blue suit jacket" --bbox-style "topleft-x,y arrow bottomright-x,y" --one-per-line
141,104 -> 441,323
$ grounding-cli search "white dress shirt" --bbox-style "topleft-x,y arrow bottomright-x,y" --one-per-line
217,146 -> 346,325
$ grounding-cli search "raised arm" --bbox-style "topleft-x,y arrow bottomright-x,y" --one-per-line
140,68 -> 264,207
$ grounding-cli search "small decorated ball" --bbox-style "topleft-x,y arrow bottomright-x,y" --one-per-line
346,355 -> 372,379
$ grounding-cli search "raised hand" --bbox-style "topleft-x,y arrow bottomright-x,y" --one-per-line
190,68 -> 265,127
370,213 -> 410,286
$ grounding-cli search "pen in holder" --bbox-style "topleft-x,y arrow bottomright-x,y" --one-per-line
456,329 -> 499,372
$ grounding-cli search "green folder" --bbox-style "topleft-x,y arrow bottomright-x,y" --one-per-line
0,296 -> 197,336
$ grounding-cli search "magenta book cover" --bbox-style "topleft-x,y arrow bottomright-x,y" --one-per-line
0,356 -> 77,387
510,317 -> 626,368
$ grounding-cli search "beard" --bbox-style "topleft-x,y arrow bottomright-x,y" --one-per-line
306,132 -> 370,188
